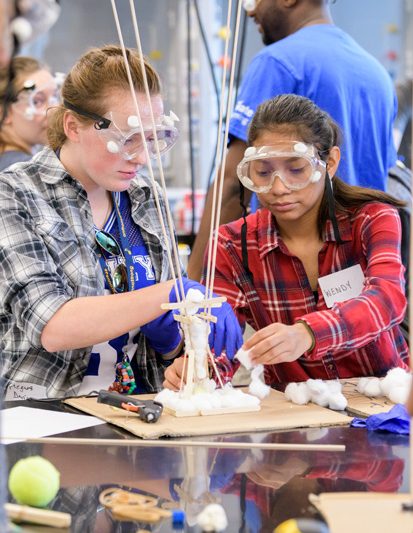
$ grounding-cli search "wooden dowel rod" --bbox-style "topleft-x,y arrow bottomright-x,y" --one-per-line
4,436 -> 345,452
5,503 -> 71,528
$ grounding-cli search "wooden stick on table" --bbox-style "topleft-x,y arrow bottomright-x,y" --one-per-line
5,436 -> 345,452
5,503 -> 71,528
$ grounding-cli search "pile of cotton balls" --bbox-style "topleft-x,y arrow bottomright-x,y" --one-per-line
357,367 -> 412,404
284,379 -> 347,411
235,348 -> 271,399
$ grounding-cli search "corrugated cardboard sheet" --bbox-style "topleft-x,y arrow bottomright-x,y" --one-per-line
65,389 -> 352,440
310,493 -> 411,533
340,379 -> 396,417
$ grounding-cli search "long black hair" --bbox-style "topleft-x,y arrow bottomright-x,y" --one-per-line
248,94 -> 405,238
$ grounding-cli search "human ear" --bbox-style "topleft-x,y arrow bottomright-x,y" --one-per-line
63,111 -> 82,142
326,146 -> 340,177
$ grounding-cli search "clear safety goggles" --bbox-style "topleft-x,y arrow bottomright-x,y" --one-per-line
237,142 -> 327,193
13,74 -> 62,120
64,101 -> 179,160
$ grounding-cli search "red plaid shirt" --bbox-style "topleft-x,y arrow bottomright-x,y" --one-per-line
209,202 -> 409,384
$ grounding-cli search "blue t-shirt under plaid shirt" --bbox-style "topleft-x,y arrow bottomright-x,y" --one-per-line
78,191 -> 156,395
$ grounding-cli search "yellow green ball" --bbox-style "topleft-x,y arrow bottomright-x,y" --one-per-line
8,456 -> 60,507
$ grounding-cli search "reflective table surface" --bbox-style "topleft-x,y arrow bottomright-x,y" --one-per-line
4,399 -> 409,532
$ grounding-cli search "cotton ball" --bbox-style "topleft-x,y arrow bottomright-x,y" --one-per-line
235,348 -> 254,370
388,385 -> 410,405
381,367 -> 411,397
363,377 -> 382,397
328,392 -> 347,411
249,379 -> 270,399
357,377 -> 370,394
9,456 -> 60,507
325,380 -> 342,394
249,365 -> 270,398
185,288 -> 205,315
306,379 -> 329,406
306,379 -> 328,396
312,392 -> 330,407
284,382 -> 311,405
197,503 -> 228,532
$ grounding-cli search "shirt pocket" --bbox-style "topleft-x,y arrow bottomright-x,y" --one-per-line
35,218 -> 82,286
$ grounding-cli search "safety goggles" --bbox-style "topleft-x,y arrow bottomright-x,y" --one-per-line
63,100 -> 179,161
13,76 -> 61,120
95,230 -> 128,293
237,142 -> 326,193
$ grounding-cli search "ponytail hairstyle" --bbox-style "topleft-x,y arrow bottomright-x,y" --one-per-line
47,44 -> 162,150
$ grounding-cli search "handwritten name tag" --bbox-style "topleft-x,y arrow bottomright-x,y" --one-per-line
318,264 -> 365,308
5,382 -> 48,402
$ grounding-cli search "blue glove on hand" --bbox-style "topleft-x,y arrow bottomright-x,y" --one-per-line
169,277 -> 243,360
140,311 -> 182,355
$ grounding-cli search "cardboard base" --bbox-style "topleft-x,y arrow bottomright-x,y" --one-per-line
164,403 -> 261,417
65,389 -> 351,440
340,379 -> 395,417
310,492 -> 412,533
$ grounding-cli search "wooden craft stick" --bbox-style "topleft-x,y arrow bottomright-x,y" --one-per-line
5,503 -> 71,528
161,296 -> 226,311
7,436 -> 345,452
173,313 -> 217,324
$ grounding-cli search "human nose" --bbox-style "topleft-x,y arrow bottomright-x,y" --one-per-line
127,149 -> 147,166
269,173 -> 291,195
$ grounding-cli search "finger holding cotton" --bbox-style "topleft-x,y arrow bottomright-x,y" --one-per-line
234,347 -> 254,370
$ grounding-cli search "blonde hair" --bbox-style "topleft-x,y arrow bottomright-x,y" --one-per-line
0,56 -> 44,153
47,44 -> 162,150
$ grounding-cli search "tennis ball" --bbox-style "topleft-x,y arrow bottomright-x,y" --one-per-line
8,456 -> 60,507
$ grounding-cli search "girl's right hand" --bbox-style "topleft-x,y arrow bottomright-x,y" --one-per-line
163,356 -> 187,391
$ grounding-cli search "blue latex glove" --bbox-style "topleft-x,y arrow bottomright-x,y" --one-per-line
351,404 -> 410,435
140,311 -> 182,355
170,277 -> 243,359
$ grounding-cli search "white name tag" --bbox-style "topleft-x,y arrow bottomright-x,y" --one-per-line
5,382 -> 48,402
318,264 -> 365,308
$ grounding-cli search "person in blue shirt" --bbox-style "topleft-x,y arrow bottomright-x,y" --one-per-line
188,0 -> 398,280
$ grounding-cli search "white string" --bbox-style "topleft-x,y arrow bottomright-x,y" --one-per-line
110,0 -> 183,300
110,0 -> 196,363
206,0 -> 244,298
204,0 -> 234,300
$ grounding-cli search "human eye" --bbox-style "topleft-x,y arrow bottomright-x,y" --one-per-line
289,165 -> 306,174
252,161 -> 272,176
32,92 -> 47,108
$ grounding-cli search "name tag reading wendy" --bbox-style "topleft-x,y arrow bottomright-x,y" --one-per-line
318,264 -> 365,309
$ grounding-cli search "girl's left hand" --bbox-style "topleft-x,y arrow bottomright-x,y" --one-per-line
243,322 -> 314,366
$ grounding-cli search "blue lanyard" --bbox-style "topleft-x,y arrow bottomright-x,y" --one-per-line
96,192 -> 135,293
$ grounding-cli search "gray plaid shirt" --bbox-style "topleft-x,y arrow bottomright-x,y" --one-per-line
0,148 -> 178,397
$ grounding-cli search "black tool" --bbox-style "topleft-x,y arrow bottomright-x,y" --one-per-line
97,390 -> 163,423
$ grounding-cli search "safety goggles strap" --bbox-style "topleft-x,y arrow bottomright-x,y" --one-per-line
63,100 -> 111,130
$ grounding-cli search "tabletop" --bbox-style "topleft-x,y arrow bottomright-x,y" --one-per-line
3,398 -> 410,533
